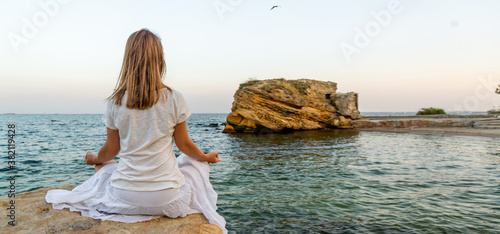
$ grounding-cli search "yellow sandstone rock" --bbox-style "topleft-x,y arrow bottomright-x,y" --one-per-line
225,78 -> 360,133
222,124 -> 236,133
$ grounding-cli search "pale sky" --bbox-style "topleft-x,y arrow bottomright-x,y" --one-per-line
1,0 -> 500,114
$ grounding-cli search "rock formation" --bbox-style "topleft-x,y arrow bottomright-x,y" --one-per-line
223,78 -> 360,133
0,185 -> 222,233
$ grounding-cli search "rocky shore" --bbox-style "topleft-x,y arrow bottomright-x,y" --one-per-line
353,114 -> 500,138
0,185 -> 222,233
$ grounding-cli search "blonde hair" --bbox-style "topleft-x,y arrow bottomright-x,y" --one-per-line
108,28 -> 170,109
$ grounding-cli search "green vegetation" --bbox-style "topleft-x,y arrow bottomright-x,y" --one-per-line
240,78 -> 309,96
496,84 -> 499,94
290,80 -> 309,95
284,88 -> 294,96
416,107 -> 446,115
239,78 -> 261,89
256,81 -> 286,94
246,77 -> 257,82
268,83 -> 284,93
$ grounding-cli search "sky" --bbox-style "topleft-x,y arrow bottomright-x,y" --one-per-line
1,0 -> 500,114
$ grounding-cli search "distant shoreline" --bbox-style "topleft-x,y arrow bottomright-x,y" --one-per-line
360,111 -> 489,116
353,114 -> 500,138
355,127 -> 500,138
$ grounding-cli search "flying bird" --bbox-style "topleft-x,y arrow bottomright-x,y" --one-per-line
270,5 -> 281,11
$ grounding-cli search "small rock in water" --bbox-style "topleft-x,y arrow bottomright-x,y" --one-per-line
222,125 -> 236,133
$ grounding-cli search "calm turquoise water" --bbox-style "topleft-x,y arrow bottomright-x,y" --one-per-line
1,114 -> 499,233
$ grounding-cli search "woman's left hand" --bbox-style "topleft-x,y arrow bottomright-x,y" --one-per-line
205,151 -> 221,164
85,151 -> 100,165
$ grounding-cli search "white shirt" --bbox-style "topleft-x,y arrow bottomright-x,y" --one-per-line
102,88 -> 191,191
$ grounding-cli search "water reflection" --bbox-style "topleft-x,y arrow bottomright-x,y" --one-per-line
217,129 -> 365,232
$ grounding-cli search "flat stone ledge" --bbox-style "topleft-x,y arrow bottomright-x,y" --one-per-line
0,185 -> 222,234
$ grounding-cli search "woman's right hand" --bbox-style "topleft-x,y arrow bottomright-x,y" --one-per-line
205,151 -> 221,164
85,151 -> 100,165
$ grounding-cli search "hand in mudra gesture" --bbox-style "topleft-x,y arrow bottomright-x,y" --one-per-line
205,151 -> 221,164
85,151 -> 100,165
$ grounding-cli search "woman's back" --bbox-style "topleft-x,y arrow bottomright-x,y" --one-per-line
104,88 -> 191,192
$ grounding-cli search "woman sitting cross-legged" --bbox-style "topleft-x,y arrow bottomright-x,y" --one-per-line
45,28 -> 227,233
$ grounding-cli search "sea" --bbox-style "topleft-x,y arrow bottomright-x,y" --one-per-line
0,113 -> 498,233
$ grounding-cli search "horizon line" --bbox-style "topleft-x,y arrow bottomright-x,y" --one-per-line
1,111 -> 490,115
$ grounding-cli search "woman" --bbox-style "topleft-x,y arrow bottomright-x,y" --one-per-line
45,29 -> 227,233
